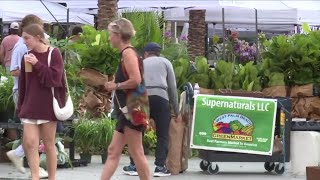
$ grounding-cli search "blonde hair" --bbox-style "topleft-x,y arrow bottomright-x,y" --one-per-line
23,24 -> 48,45
21,14 -> 43,29
108,18 -> 136,42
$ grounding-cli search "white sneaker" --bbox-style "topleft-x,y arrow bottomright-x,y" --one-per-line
28,167 -> 48,179
39,167 -> 49,179
6,150 -> 26,174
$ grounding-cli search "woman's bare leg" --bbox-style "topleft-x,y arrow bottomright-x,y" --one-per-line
23,124 -> 40,180
100,130 -> 126,180
124,127 -> 150,180
40,121 -> 57,180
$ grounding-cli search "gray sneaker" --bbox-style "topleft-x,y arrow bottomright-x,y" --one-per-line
154,166 -> 171,177
122,164 -> 138,176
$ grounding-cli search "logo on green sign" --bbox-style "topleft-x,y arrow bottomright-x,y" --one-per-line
213,113 -> 254,142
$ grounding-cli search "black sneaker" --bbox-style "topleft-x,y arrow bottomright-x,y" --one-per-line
122,164 -> 138,176
154,166 -> 171,177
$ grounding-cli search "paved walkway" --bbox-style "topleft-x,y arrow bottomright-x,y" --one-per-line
0,155 -> 305,180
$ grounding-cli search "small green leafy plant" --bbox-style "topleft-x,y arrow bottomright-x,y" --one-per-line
68,25 -> 120,75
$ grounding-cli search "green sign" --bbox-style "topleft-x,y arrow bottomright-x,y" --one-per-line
190,94 -> 277,155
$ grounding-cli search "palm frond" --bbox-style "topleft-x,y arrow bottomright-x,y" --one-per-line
121,9 -> 163,53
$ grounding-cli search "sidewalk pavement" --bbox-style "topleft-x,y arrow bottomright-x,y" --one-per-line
0,155 -> 305,180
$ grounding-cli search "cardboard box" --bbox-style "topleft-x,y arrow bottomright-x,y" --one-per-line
306,166 -> 320,180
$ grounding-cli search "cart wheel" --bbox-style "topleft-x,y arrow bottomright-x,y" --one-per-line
200,160 -> 210,171
264,162 -> 275,172
275,164 -> 285,174
207,163 -> 219,175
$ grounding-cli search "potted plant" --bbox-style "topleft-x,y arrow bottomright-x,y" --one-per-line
73,115 -> 116,164
73,119 -> 98,163
93,116 -> 116,164
66,25 -> 119,118
67,25 -> 120,75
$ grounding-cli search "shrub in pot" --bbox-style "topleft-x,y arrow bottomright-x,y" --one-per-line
92,116 -> 116,164
73,119 -> 97,163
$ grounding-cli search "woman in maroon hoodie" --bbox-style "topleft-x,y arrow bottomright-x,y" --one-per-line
18,24 -> 66,180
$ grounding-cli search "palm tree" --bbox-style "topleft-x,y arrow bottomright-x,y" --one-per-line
97,0 -> 118,30
188,10 -> 207,60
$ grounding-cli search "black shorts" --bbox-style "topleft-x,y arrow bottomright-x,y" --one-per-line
115,109 -> 145,133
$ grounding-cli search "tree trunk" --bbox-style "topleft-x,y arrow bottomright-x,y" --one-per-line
188,10 -> 207,61
97,0 -> 118,30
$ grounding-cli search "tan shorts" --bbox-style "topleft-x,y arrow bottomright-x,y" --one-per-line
21,118 -> 50,125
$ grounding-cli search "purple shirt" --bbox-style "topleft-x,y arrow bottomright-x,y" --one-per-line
18,48 -> 66,121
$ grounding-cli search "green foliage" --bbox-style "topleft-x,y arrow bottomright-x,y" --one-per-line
189,74 -> 210,89
49,38 -> 69,54
64,63 -> 85,110
260,69 -> 286,88
209,61 -> 240,90
195,56 -> 209,74
212,35 -> 220,45
188,57 -> 211,88
68,25 -> 120,75
161,42 -> 188,62
121,10 -> 163,53
73,120 -> 96,154
172,57 -> 196,90
92,116 -> 116,154
239,62 -> 261,91
261,31 -> 320,86
0,67 -> 14,112
302,23 -> 311,34
143,129 -> 157,154
73,116 -> 116,155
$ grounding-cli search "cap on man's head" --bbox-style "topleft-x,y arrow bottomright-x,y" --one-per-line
10,22 -> 19,29
144,42 -> 161,52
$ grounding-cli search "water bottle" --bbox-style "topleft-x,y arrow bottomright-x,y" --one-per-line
193,83 -> 200,98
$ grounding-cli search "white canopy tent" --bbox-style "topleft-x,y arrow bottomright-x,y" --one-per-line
165,6 -> 298,32
45,0 -> 224,9
220,0 -> 320,26
45,0 -> 320,29
221,0 -> 320,10
0,1 -> 94,25
46,0 -> 320,11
